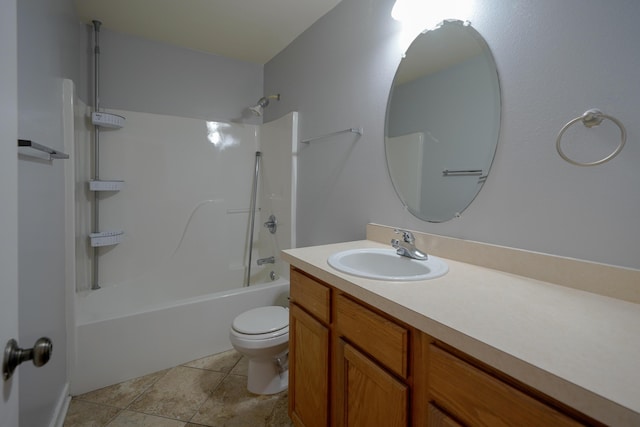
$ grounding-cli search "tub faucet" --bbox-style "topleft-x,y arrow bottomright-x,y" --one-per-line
257,256 -> 275,266
391,229 -> 428,261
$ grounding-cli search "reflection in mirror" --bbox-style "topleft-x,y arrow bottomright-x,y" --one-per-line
385,20 -> 501,222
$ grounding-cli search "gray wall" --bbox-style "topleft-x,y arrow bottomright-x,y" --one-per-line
17,0 -> 81,425
265,0 -> 640,270
85,27 -> 264,123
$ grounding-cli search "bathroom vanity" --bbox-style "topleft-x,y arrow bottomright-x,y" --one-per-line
282,224 -> 640,426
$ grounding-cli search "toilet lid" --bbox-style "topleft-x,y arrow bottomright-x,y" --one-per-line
232,306 -> 289,335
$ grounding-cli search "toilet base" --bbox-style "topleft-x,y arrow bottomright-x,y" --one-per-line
247,358 -> 289,395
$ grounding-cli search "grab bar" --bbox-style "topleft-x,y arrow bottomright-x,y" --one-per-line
18,139 -> 69,160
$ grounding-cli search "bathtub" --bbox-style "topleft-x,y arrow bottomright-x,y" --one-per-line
70,279 -> 290,395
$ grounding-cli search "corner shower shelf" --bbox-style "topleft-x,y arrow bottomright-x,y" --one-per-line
90,230 -> 124,247
89,180 -> 124,191
92,112 -> 125,129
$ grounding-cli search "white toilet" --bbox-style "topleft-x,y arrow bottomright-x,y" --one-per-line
229,305 -> 289,394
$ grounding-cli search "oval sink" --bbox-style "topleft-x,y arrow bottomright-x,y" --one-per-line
327,248 -> 448,281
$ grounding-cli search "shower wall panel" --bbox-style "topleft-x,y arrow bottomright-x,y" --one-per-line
256,112 -> 298,281
82,110 -> 259,292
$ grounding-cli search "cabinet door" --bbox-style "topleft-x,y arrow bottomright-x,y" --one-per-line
289,303 -> 330,427
339,342 -> 408,427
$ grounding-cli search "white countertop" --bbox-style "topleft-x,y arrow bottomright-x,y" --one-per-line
282,239 -> 640,426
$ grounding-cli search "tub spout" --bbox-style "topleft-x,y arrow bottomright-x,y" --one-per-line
257,256 -> 275,266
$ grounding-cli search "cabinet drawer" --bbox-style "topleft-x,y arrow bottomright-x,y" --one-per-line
429,345 -> 584,427
290,268 -> 331,324
336,294 -> 409,378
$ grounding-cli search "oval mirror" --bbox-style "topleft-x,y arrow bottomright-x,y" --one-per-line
385,20 -> 501,222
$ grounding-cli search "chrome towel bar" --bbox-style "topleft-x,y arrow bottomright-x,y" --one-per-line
18,139 -> 69,160
301,127 -> 363,144
442,169 -> 482,176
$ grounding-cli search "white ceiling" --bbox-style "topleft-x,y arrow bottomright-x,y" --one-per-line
74,0 -> 343,64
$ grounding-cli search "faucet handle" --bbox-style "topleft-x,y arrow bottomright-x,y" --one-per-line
394,228 -> 414,244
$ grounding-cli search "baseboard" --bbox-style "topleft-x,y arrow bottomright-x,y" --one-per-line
49,382 -> 71,427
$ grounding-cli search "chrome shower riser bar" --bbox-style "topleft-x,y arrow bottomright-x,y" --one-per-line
92,20 -> 101,290
245,151 -> 261,287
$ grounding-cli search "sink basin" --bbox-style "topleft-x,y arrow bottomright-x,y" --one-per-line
327,248 -> 448,281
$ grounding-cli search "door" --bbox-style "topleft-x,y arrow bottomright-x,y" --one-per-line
0,0 -> 20,425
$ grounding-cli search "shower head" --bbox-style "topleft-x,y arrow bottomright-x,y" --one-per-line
249,105 -> 264,116
249,94 -> 280,116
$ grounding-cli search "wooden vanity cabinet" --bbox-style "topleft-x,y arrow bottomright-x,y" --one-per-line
427,404 -> 463,427
289,267 -> 424,426
289,267 -> 600,427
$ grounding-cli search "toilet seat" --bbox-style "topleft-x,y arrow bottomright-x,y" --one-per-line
231,306 -> 289,340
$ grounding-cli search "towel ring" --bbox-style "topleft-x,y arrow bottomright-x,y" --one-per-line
556,109 -> 626,166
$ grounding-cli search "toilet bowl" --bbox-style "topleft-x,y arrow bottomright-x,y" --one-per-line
229,305 -> 289,395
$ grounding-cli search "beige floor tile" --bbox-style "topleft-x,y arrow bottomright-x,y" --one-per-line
266,393 -> 293,427
107,410 -> 187,426
229,356 -> 248,376
190,374 -> 283,427
75,370 -> 168,408
183,350 -> 242,373
128,366 -> 225,421
63,400 -> 120,427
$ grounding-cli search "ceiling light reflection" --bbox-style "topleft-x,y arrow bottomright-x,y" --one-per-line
392,0 -> 473,38
206,121 -> 237,150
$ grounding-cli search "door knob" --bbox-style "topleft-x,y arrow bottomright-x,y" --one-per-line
3,337 -> 53,381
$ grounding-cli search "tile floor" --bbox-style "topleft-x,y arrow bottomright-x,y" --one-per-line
64,349 -> 293,427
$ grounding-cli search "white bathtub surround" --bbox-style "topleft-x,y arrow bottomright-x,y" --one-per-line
256,112 -> 298,282
70,110 -> 298,395
76,110 -> 261,291
74,109 -> 297,290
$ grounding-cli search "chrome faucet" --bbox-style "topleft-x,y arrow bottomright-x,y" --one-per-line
391,229 -> 428,260
257,256 -> 275,266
